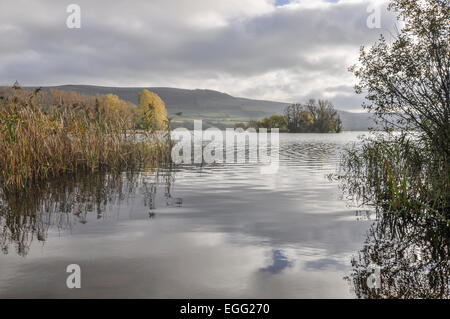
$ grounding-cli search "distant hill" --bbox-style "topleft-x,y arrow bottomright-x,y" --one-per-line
27,85 -> 375,130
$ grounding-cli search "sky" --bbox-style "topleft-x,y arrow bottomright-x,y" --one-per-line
0,0 -> 401,111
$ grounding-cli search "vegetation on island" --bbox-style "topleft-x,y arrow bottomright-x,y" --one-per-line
236,99 -> 342,133
284,100 -> 342,133
0,84 -> 171,191
246,114 -> 288,132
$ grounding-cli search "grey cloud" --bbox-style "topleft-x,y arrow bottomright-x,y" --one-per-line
0,0 -> 398,110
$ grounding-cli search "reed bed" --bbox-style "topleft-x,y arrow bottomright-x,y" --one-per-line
0,88 -> 172,191
338,133 -> 449,222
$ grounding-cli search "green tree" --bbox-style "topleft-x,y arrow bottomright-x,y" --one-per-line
341,0 -> 449,220
246,115 -> 288,132
259,114 -> 288,132
234,122 -> 248,130
350,0 -> 449,154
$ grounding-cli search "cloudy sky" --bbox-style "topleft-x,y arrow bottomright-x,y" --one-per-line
0,0 -> 400,111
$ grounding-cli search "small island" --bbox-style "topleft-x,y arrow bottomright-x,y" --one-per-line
235,99 -> 342,133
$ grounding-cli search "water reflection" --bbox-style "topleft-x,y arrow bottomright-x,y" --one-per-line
0,132 -> 373,298
260,250 -> 293,274
346,207 -> 450,298
0,170 -> 177,257
340,174 -> 450,298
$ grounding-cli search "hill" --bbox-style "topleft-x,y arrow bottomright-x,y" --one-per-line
27,85 -> 375,130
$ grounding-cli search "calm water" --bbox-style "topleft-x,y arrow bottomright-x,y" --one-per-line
0,132 -> 374,298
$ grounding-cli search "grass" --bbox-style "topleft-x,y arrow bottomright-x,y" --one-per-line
0,87 -> 172,191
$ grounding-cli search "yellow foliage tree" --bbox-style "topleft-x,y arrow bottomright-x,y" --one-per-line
137,89 -> 168,131
94,94 -> 136,129
299,112 -> 314,130
96,94 -> 135,127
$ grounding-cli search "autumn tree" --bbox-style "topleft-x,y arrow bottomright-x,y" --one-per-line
284,100 -> 341,133
248,114 -> 288,132
0,87 -> 142,130
137,89 -> 168,131
306,99 -> 342,133
96,94 -> 135,129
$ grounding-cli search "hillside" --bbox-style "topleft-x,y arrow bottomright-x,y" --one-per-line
27,85 -> 375,130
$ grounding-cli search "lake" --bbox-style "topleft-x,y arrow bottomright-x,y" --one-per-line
0,132 -> 374,298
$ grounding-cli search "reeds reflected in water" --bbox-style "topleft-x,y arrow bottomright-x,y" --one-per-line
0,169 -> 177,257
346,206 -> 449,298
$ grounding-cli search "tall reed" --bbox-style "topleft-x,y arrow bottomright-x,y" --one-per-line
0,88 -> 172,191
338,133 -> 449,222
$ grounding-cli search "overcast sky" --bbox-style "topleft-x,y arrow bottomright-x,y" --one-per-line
0,0 -> 400,111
